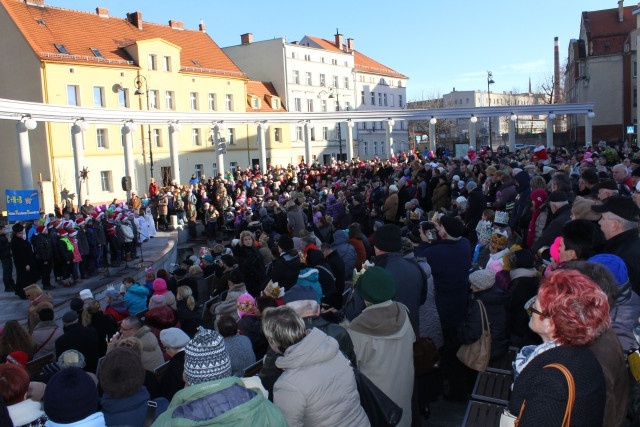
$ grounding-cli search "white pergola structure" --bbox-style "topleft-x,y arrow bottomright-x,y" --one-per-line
1,97 -> 595,202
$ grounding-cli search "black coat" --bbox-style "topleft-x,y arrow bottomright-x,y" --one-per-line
506,270 -> 540,347
176,299 -> 202,338
270,251 -> 302,291
11,235 -> 37,291
604,229 -> 640,296
530,203 -> 572,253
508,345 -> 605,427
458,287 -> 510,361
159,350 -> 185,401
0,234 -> 11,260
55,323 -> 100,373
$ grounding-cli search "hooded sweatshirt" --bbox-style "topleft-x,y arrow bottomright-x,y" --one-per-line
275,328 -> 369,427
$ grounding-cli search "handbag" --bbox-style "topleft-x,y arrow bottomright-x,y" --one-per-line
413,337 -> 440,376
353,367 -> 402,427
499,362 -> 575,427
456,299 -> 491,372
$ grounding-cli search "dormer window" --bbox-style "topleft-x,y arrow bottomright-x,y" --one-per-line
55,43 -> 69,54
192,59 -> 200,66
90,48 -> 103,58
36,19 -> 45,26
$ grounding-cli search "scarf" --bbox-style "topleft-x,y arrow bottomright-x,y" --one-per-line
513,340 -> 560,384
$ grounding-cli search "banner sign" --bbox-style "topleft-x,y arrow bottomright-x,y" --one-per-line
6,190 -> 40,221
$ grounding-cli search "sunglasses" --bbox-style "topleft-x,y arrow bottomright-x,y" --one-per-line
524,296 -> 544,318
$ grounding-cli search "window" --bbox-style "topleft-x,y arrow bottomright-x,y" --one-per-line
212,162 -> 218,177
321,57 -> 325,63
321,99 -> 327,112
305,72 -> 312,85
225,94 -> 233,111
291,52 -> 296,59
228,128 -> 236,145
370,92 -> 375,105
322,127 -> 328,140
332,59 -> 338,65
361,91 -> 365,105
192,59 -> 200,66
93,86 -> 105,107
229,161 -> 238,172
208,93 -> 217,110
67,85 -> 79,106
378,93 -> 382,106
333,76 -> 339,88
96,129 -> 108,149
296,126 -> 303,141
190,92 -> 199,110
192,128 -> 201,146
274,128 -> 281,142
252,97 -> 260,109
380,142 -> 385,154
272,98 -> 280,110
383,93 -> 388,107
163,56 -> 171,72
149,90 -> 158,109
304,54 -> 311,61
148,54 -> 157,71
294,98 -> 302,112
165,91 -> 174,110
293,70 -> 300,84
307,99 -> 314,112
363,142 -> 368,156
390,94 -> 395,107
195,164 -> 203,178
55,43 -> 69,54
100,171 -> 112,192
311,128 -> 316,141
153,129 -> 162,147
320,74 -> 326,87
344,77 -> 349,89
90,48 -> 103,58
118,89 -> 129,108
346,102 -> 352,110
399,95 -> 404,108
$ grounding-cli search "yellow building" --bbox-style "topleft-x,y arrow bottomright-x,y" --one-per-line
0,0 -> 287,211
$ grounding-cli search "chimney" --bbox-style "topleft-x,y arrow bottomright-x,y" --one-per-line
199,19 -> 206,33
24,0 -> 44,6
169,19 -> 184,30
346,38 -> 354,52
126,11 -> 143,30
554,37 -> 560,103
241,33 -> 253,45
619,0 -> 624,22
96,7 -> 108,17
335,30 -> 343,50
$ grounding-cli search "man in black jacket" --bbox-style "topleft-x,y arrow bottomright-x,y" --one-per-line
531,191 -> 572,253
31,225 -> 54,289
270,235 -> 302,291
592,196 -> 640,295
0,226 -> 15,292
11,223 -> 37,299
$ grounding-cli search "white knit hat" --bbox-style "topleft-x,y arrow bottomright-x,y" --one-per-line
183,328 -> 231,385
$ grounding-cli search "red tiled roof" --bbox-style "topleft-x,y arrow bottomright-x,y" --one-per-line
246,81 -> 286,112
304,36 -> 408,79
1,0 -> 245,77
582,6 -> 636,38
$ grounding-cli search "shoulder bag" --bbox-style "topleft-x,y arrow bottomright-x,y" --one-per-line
456,299 -> 491,372
500,362 -> 575,427
353,367 -> 402,427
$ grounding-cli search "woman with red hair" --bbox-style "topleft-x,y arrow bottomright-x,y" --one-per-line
507,269 -> 609,426
0,363 -> 47,426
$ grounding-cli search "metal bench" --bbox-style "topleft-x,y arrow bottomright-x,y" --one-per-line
243,358 -> 264,377
471,371 -> 512,406
462,400 -> 506,427
487,346 -> 518,374
153,360 -> 171,383
25,352 -> 55,377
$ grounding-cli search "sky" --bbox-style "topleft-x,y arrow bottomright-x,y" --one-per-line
49,0 -> 616,101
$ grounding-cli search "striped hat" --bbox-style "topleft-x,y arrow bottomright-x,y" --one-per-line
183,328 -> 231,385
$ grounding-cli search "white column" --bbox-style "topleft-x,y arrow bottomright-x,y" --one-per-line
509,115 -> 517,152
546,114 -> 555,149
585,111 -> 595,147
168,123 -> 181,184
16,121 -> 34,190
303,122 -> 312,166
71,124 -> 86,208
258,122 -> 268,173
121,123 -> 135,200
214,125 -> 225,178
469,117 -> 477,151
386,119 -> 395,159
429,118 -> 436,153
346,120 -> 354,161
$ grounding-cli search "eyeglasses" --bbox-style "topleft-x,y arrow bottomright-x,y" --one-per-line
120,325 -> 133,331
524,296 -> 544,318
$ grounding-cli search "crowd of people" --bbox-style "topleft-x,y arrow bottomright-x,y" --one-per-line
1,139 -> 640,425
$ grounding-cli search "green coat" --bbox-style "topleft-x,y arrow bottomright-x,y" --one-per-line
152,376 -> 287,427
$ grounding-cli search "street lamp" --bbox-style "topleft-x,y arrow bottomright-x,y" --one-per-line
134,75 -> 154,182
487,71 -> 495,149
319,86 -> 343,161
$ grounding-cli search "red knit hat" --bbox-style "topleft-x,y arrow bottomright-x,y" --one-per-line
6,351 -> 28,367
58,229 -> 68,236
36,225 -> 45,233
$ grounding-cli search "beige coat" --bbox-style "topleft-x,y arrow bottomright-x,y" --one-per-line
348,301 -> 415,427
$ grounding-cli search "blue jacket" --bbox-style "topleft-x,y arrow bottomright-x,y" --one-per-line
102,386 -> 169,427
415,238 -> 472,330
331,230 -> 356,276
125,283 -> 149,316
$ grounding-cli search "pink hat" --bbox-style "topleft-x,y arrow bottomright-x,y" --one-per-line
236,293 -> 256,319
152,278 -> 167,295
550,236 -> 562,264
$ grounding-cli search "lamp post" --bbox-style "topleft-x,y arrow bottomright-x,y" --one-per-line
487,71 -> 495,149
134,75 -> 154,182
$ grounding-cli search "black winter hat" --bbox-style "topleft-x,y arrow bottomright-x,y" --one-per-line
373,224 -> 402,252
44,367 -> 99,423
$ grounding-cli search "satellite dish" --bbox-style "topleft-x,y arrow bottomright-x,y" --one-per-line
112,83 -> 123,93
